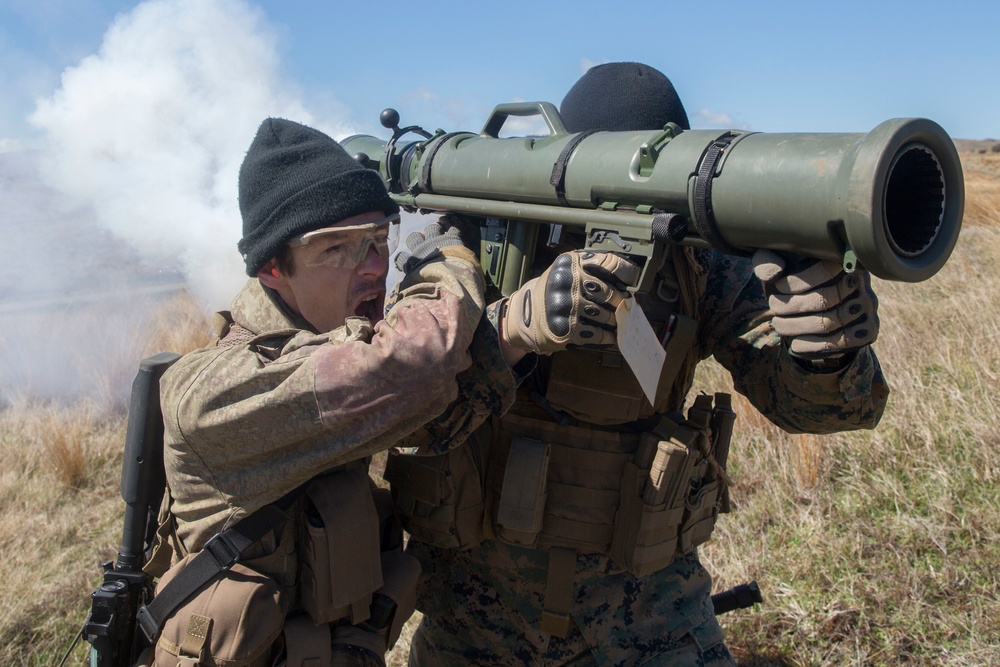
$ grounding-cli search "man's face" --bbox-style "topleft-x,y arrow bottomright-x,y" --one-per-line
258,211 -> 397,332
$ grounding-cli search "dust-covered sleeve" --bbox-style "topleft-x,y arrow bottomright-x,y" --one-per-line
693,248 -> 889,434
163,251 -> 488,523
390,313 -> 518,454
383,248 -> 518,454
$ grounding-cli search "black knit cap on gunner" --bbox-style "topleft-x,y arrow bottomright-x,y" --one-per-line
237,117 -> 399,277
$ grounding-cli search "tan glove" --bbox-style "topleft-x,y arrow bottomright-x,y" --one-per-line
753,249 -> 879,360
499,250 -> 640,355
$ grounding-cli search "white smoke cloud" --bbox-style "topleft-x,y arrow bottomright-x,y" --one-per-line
1,0 -> 361,407
29,0 -> 352,310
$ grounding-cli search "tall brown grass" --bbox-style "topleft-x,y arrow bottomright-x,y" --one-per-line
3,151 -> 998,665
41,406 -> 94,490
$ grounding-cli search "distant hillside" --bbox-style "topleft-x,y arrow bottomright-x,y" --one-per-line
953,138 -> 1000,154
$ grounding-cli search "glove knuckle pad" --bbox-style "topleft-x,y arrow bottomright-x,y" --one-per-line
546,292 -> 573,337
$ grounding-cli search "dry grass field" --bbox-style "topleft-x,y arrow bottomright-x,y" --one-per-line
2,151 -> 998,666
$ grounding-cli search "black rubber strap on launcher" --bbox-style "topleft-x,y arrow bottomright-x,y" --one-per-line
692,132 -> 751,257
651,212 -> 688,244
550,130 -> 599,206
419,132 -> 471,193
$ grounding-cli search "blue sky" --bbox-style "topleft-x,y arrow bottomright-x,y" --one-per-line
0,0 -> 994,401
0,0 -> 996,313
2,0 -> 998,148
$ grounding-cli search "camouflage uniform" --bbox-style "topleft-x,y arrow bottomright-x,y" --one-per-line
404,245 -> 889,666
159,249 -> 517,594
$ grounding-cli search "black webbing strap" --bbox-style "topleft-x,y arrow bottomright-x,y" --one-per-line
692,132 -> 751,257
651,212 -> 688,244
419,132 -> 470,193
136,495 -> 298,643
549,130 -> 599,206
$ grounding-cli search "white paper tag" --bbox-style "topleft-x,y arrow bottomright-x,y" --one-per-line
614,298 -> 666,405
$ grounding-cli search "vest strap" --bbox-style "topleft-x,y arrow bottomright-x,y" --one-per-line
540,547 -> 577,638
655,313 -> 698,411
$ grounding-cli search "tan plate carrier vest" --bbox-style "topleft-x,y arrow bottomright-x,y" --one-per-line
147,465 -> 423,666
385,254 -> 737,638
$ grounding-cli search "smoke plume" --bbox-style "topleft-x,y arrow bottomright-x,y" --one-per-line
1,0 -> 356,408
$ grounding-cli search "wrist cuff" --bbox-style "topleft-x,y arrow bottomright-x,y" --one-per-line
439,245 -> 481,267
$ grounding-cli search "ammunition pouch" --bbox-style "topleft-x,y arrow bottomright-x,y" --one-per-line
150,555 -> 291,667
486,394 -> 735,578
282,614 -> 331,667
610,395 -> 735,577
282,612 -> 396,667
489,413 -> 637,553
387,393 -> 735,582
545,350 -> 647,424
381,428 -> 490,550
297,470 -> 420,657
143,466 -> 418,667
299,470 -> 383,626
280,544 -> 419,667
281,620 -> 392,667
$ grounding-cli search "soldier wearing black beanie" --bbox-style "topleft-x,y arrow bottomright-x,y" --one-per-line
559,61 -> 690,133
155,114 -> 525,667
237,117 -> 399,276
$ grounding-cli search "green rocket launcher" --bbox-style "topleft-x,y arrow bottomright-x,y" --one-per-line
341,102 -> 964,295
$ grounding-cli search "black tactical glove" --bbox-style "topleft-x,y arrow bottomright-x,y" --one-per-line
393,213 -> 481,273
753,249 -> 880,361
499,250 -> 640,355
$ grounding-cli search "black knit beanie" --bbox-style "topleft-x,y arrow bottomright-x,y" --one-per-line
559,62 -> 690,133
237,117 -> 399,276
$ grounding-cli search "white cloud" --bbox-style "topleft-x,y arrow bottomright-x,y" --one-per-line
405,87 -> 440,104
0,138 -> 24,154
692,107 -> 750,131
5,0 -> 366,405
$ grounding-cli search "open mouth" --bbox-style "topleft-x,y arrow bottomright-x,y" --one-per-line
354,292 -> 384,322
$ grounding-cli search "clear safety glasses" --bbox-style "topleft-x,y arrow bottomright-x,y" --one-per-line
289,213 -> 401,269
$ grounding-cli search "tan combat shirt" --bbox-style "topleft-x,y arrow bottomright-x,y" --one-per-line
160,251 -> 513,553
